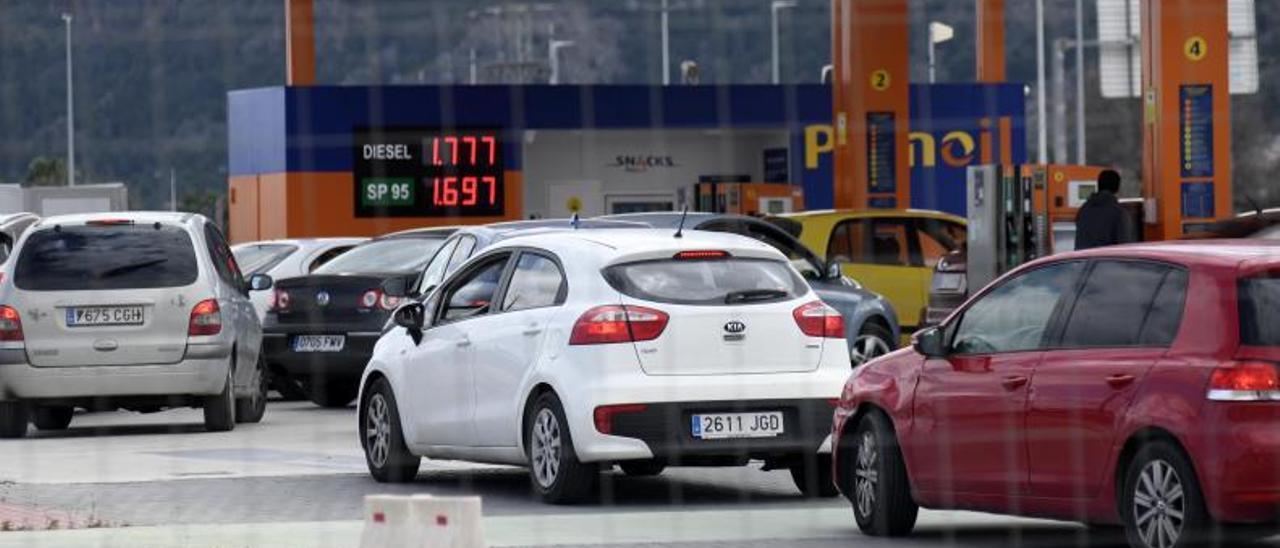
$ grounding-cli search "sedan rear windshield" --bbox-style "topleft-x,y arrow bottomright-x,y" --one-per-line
14,224 -> 199,291
604,257 -> 805,306
233,243 -> 297,275
1239,276 -> 1280,345
313,237 -> 444,275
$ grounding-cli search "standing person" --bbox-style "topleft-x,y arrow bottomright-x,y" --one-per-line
1074,169 -> 1133,250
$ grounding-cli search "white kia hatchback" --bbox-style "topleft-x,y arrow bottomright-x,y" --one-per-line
0,212 -> 273,438
359,228 -> 851,503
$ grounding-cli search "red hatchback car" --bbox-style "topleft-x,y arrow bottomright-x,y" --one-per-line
832,241 -> 1280,548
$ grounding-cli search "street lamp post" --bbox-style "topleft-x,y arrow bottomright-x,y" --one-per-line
549,40 -> 575,85
1035,0 -> 1047,164
927,21 -> 954,83
62,12 -> 75,187
661,0 -> 670,85
770,0 -> 797,84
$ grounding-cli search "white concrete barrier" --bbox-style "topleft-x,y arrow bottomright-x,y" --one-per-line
359,494 -> 485,548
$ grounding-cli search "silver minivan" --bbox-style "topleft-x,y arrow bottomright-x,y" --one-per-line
0,212 -> 273,438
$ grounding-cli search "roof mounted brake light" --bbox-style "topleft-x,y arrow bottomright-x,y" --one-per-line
673,250 -> 730,260
86,219 -> 135,226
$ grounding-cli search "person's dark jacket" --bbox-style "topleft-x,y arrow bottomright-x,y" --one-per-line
1074,190 -> 1132,250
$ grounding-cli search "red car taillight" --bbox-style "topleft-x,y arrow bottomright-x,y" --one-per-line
188,299 -> 222,336
593,404 -> 648,434
1208,361 -> 1280,401
270,289 -> 291,312
569,305 -> 668,345
0,306 -> 23,341
793,301 -> 845,338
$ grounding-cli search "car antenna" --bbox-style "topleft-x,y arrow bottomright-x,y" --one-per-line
674,206 -> 689,239
570,213 -> 580,229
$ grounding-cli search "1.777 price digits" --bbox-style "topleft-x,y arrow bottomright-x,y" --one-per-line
432,176 -> 498,208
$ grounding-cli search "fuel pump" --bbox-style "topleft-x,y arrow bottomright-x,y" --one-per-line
965,163 -> 1108,290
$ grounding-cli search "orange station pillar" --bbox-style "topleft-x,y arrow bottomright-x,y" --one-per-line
1141,0 -> 1231,240
832,0 -> 910,210
975,0 -> 1006,82
286,0 -> 316,86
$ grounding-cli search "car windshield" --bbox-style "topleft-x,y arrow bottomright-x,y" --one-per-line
313,237 -> 444,275
604,257 -> 805,305
232,243 -> 297,275
14,224 -> 199,290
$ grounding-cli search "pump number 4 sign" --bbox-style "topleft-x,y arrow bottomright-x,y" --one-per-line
1184,36 -> 1207,62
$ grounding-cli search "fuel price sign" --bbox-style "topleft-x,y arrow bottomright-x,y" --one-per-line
353,127 -> 505,217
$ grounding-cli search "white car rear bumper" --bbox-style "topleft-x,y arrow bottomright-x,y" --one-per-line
554,364 -> 848,463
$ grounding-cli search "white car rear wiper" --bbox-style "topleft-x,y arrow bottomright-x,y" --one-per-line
724,288 -> 788,304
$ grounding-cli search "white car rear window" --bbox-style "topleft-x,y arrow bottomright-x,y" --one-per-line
604,257 -> 804,306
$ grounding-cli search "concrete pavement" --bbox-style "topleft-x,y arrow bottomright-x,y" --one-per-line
0,401 -> 1274,547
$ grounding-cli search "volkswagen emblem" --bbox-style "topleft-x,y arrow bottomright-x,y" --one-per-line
724,320 -> 746,334
316,291 -> 331,307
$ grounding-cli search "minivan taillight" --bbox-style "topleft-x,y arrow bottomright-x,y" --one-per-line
0,306 -> 23,341
1208,361 -> 1280,401
793,301 -> 845,338
569,305 -> 668,345
189,299 -> 222,336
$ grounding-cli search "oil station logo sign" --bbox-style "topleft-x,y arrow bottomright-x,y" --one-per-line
353,127 -> 505,218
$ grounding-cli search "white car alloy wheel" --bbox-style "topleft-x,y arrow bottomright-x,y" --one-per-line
1133,460 -> 1186,548
855,430 -> 880,519
851,334 -> 891,366
531,408 -> 563,488
365,393 -> 392,469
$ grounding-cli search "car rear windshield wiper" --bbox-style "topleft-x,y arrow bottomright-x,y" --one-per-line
97,258 -> 169,278
724,288 -> 789,304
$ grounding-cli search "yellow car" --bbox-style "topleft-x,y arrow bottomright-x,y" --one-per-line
780,209 -> 966,332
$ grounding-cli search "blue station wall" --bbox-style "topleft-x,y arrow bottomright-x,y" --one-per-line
228,83 -> 1025,216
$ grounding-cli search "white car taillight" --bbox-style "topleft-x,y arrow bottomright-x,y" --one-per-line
0,305 -> 23,341
188,299 -> 222,336
569,305 -> 668,345
793,301 -> 845,338
1207,361 -> 1280,401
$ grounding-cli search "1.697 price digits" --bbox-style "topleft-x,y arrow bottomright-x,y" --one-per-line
432,176 -> 498,207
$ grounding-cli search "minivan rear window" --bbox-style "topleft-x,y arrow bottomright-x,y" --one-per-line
1239,277 -> 1280,345
14,225 -> 199,291
604,257 -> 805,306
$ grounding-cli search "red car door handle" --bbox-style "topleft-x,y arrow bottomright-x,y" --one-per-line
1106,374 -> 1136,388
1001,376 -> 1029,390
